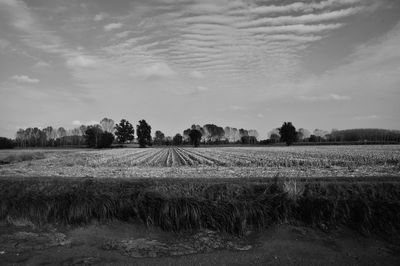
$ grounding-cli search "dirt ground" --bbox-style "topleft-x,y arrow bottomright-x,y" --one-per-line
0,221 -> 399,266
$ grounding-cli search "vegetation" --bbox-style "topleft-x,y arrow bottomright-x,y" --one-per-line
0,151 -> 45,165
189,129 -> 202,147
153,130 -> 165,145
172,134 -> 183,146
136,120 -> 152,148
9,117 -> 400,148
279,122 -> 297,146
84,125 -> 114,149
0,176 -> 399,239
100,117 -> 115,133
0,137 -> 14,149
115,119 -> 135,144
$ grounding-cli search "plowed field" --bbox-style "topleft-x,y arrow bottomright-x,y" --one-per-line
0,145 -> 399,178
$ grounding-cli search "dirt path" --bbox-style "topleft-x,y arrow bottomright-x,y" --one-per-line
0,221 -> 399,265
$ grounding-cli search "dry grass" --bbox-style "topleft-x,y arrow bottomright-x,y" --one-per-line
1,176 -> 399,239
0,151 -> 45,165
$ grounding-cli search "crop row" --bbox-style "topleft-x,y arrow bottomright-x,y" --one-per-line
46,145 -> 400,169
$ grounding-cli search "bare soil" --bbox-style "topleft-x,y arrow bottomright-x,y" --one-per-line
0,221 -> 399,266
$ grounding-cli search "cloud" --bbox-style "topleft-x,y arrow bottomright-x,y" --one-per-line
189,70 -> 205,79
11,75 -> 39,84
94,13 -> 107,21
34,61 -> 51,68
164,85 -> 209,96
116,31 -> 131,38
237,7 -> 364,28
234,0 -> 362,15
298,94 -> 352,102
257,113 -> 264,118
104,22 -> 123,31
353,115 -> 379,120
196,86 -> 208,91
66,55 -> 97,68
72,120 -> 99,126
231,105 -> 247,111
0,38 -> 9,52
138,62 -> 176,78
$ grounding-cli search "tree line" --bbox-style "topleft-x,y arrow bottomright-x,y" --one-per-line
1,118 -> 399,149
266,122 -> 400,146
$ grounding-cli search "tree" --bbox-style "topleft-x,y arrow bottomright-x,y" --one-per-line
57,127 -> 67,146
203,124 -> 225,142
84,125 -> 113,148
269,133 -> 280,143
115,119 -> 134,144
98,132 -> 114,148
154,130 -> 165,145
100,117 -> 115,133
84,125 -> 103,148
297,128 -> 310,142
189,129 -> 202,147
172,134 -> 183,146
136,120 -> 152,148
279,122 -> 297,146
0,137 -> 14,149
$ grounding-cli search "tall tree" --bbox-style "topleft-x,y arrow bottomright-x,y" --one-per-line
84,125 -> 103,148
100,117 -> 115,133
115,119 -> 134,144
84,125 -> 113,148
279,122 -> 297,146
172,133 -> 183,146
57,127 -> 67,146
189,129 -> 202,147
154,130 -> 165,145
136,120 -> 152,148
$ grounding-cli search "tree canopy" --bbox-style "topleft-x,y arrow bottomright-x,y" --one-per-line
153,130 -> 165,145
136,120 -> 152,148
115,119 -> 134,144
172,133 -> 183,146
279,122 -> 297,146
84,125 -> 114,148
189,129 -> 202,147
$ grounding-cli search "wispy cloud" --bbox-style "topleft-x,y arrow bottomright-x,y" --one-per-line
33,61 -> 51,68
189,70 -> 205,79
72,120 -> 99,126
104,22 -> 123,31
353,115 -> 379,120
231,105 -> 247,111
94,13 -> 107,22
136,62 -> 176,79
66,55 -> 97,68
298,94 -> 352,102
11,75 -> 39,84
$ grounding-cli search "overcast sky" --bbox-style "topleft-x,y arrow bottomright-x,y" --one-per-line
0,0 -> 399,138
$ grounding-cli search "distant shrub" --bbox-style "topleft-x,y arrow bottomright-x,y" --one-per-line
0,137 -> 15,149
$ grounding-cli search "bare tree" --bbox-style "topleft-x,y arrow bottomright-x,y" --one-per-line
100,118 -> 115,133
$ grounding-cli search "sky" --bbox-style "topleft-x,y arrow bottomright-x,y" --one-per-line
0,0 -> 399,138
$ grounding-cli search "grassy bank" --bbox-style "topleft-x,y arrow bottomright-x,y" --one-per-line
1,176 -> 399,239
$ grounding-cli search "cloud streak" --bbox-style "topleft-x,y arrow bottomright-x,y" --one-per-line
11,75 -> 40,84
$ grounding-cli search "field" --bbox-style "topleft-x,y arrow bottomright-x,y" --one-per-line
1,145 -> 400,264
0,145 -> 399,178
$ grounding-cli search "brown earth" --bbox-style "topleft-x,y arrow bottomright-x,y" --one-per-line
0,221 -> 399,266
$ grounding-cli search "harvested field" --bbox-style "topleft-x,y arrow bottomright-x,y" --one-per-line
0,145 -> 399,178
0,146 -> 399,264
